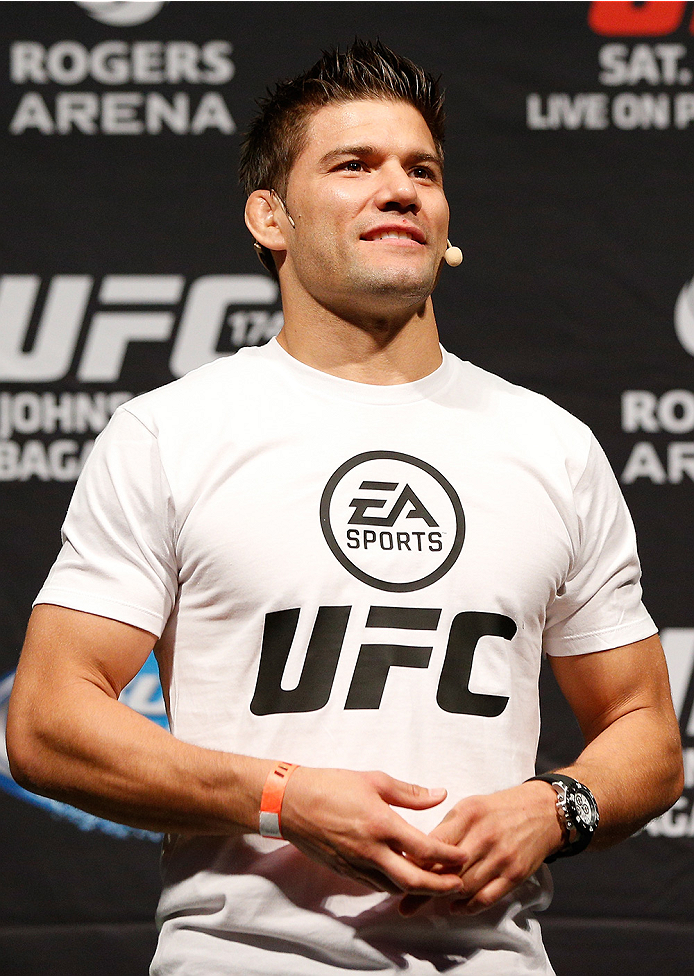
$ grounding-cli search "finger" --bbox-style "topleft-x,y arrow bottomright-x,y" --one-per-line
450,876 -> 514,916
449,846 -> 523,914
327,850 -> 404,895
347,869 -> 398,894
377,846 -> 464,896
370,772 -> 449,811
425,807 -> 473,847
392,818 -> 467,871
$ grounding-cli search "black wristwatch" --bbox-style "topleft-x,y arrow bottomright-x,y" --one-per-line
527,773 -> 599,862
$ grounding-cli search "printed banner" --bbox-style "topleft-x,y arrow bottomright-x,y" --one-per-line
1,3 -> 693,973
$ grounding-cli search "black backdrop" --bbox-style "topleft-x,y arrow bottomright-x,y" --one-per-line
1,3 -> 693,974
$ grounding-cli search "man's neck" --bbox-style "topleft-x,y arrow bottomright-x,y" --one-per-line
276,298 -> 443,386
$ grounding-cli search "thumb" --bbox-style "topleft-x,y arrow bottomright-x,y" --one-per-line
374,773 -> 448,810
425,805 -> 465,845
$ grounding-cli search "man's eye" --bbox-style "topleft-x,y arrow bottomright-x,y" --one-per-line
340,160 -> 365,172
412,166 -> 434,180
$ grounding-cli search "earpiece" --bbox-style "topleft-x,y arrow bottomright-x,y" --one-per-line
444,240 -> 463,267
271,189 -> 295,228
252,189 -> 295,270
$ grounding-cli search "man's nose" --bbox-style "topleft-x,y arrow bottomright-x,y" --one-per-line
374,164 -> 421,212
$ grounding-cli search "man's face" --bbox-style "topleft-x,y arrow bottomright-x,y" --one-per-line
280,98 -> 450,318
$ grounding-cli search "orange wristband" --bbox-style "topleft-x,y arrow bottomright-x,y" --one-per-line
258,761 -> 299,838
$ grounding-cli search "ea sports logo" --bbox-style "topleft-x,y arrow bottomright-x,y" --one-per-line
75,1 -> 167,25
320,451 -> 465,592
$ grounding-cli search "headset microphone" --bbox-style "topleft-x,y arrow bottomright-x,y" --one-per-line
271,189 -> 296,228
252,190 -> 295,270
444,240 -> 463,267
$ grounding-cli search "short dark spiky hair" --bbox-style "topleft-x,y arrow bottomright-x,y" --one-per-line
240,40 -> 445,274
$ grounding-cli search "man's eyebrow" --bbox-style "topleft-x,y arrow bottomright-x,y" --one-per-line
407,152 -> 444,170
319,145 -> 376,166
319,145 -> 444,170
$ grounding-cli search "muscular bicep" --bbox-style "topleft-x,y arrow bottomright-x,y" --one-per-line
549,634 -> 677,744
7,605 -> 158,792
10,604 -> 157,722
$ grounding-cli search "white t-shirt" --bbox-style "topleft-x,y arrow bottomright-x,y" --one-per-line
36,340 -> 656,975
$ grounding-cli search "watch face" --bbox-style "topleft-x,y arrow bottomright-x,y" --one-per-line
572,789 -> 597,829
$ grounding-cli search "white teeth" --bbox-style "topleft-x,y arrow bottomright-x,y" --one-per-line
376,231 -> 413,240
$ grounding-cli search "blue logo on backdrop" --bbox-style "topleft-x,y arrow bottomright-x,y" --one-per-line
0,653 -> 167,841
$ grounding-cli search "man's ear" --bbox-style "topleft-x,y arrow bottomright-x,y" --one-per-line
245,190 -> 287,251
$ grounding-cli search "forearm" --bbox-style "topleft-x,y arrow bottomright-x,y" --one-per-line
547,635 -> 684,849
9,681 -> 469,896
8,606 -> 466,896
399,702 -> 683,918
8,675 -> 272,835
400,638 -> 684,918
557,703 -> 683,848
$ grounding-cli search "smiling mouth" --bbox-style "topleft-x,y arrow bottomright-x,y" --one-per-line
361,230 -> 424,244
377,231 -> 417,241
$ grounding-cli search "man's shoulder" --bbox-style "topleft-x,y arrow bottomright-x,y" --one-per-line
119,344 -> 273,427
445,350 -> 591,439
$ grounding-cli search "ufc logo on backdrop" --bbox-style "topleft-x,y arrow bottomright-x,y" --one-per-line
250,604 -> 516,717
0,274 -> 282,383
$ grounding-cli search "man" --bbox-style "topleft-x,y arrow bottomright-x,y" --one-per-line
7,41 -> 683,976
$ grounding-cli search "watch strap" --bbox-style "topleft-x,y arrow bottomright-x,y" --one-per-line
527,773 -> 598,862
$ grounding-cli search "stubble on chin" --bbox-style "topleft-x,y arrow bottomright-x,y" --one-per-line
344,249 -> 438,299
289,243 -> 438,322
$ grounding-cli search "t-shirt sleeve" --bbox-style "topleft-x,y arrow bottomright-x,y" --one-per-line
34,405 -> 178,638
543,433 -> 656,656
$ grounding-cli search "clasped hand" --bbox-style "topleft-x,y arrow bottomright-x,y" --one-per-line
279,768 -> 562,913
400,781 -> 564,916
